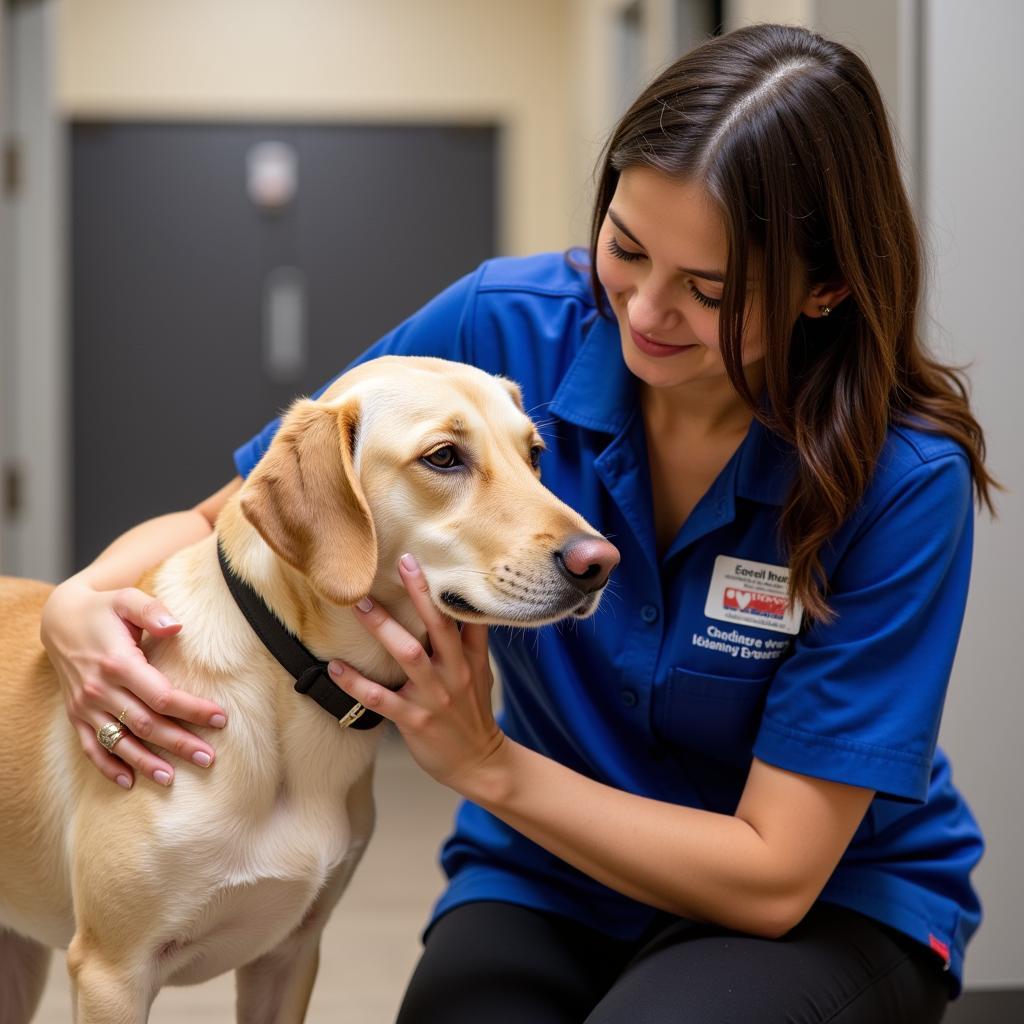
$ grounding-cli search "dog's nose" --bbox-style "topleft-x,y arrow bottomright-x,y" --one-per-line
554,534 -> 621,594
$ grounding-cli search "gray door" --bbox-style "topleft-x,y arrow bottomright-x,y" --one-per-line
71,122 -> 497,569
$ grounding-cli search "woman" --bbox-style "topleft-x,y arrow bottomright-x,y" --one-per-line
42,23 -> 995,1022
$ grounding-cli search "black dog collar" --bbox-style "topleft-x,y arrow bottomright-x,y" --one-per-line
216,543 -> 382,730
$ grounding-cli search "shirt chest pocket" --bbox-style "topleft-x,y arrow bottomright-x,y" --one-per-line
655,667 -> 773,766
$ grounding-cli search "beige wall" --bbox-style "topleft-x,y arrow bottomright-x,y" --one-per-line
57,0 -> 575,256
56,0 -> 714,258
726,0 -> 813,31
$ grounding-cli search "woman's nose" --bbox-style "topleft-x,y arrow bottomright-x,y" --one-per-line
629,282 -> 680,335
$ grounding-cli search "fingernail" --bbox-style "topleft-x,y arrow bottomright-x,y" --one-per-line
328,660 -> 343,677
400,553 -> 419,572
154,769 -> 172,786
192,751 -> 212,767
116,774 -> 132,790
356,597 -> 373,613
157,615 -> 179,628
209,714 -> 227,728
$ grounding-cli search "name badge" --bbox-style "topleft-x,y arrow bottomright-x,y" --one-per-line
704,555 -> 803,636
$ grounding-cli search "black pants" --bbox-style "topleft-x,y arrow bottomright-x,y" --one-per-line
395,900 -> 950,1023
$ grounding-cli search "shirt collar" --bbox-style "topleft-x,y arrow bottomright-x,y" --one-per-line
549,311 -> 636,435
550,310 -> 794,507
734,414 -> 794,507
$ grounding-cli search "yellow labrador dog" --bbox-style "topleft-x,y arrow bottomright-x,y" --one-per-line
0,356 -> 618,1023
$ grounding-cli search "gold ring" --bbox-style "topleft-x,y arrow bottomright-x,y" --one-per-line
118,708 -> 130,726
97,721 -> 126,752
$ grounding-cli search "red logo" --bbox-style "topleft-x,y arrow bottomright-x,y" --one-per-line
928,934 -> 950,965
723,588 -> 788,621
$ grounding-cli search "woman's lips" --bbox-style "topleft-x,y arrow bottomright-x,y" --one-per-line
629,325 -> 697,358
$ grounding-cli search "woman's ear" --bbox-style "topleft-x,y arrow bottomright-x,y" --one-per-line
239,397 -> 377,605
800,280 -> 851,318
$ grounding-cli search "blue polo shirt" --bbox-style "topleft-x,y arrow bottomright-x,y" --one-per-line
234,252 -> 983,993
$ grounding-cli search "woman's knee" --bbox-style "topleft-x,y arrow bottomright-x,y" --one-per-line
397,902 -> 629,1024
583,906 -> 949,1024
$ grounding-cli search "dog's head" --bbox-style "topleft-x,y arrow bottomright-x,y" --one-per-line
238,356 -> 618,626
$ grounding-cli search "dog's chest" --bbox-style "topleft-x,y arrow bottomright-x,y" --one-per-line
149,721 -> 380,980
159,721 -> 377,872
162,874 -> 339,986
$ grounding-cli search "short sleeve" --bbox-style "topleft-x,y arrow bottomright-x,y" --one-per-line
753,451 -> 974,802
232,264 -> 485,477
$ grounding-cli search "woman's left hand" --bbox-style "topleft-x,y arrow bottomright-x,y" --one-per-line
328,553 -> 505,793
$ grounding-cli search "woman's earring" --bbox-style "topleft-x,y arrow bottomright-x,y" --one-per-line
819,305 -> 832,317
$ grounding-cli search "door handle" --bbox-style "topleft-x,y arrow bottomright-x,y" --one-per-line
262,265 -> 307,383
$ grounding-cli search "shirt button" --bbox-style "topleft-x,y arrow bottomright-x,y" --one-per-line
640,604 -> 659,624
620,688 -> 639,708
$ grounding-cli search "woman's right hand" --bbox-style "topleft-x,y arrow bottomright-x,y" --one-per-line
41,577 -> 228,789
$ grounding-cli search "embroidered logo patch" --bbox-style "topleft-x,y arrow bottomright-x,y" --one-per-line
704,555 -> 803,636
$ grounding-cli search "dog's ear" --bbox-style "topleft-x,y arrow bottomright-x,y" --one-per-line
240,397 -> 377,605
497,376 -> 525,411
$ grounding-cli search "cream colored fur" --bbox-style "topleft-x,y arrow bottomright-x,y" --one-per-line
0,356 -> 613,1023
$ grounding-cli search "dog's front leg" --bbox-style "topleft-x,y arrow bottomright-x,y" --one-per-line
234,839 -> 372,1024
67,933 -> 154,1024
236,767 -> 376,1023
235,926 -> 324,1024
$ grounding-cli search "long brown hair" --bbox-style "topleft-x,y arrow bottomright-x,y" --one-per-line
589,23 -> 998,624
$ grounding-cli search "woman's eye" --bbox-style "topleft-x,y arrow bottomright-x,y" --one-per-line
529,445 -> 543,469
422,445 -> 462,470
608,235 -> 722,311
688,283 -> 722,310
606,236 -> 644,263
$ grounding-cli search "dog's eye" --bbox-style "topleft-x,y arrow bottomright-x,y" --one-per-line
422,445 -> 462,470
529,445 -> 543,469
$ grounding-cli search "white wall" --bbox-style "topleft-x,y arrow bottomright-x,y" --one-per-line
727,0 -> 1024,989
726,0 -> 920,208
0,2 -> 9,572
923,0 -> 1024,989
813,0 -> 921,210
3,1 -> 69,582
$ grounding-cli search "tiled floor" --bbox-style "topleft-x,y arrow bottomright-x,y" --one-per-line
33,730 -> 461,1023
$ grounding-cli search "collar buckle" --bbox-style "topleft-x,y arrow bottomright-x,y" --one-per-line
338,703 -> 368,729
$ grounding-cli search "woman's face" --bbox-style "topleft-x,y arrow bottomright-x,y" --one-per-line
595,167 -> 765,395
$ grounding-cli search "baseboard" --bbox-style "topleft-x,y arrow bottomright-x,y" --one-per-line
944,988 -> 1024,1022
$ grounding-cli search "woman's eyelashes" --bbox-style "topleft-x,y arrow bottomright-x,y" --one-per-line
605,235 -> 645,263
605,236 -> 722,310
688,286 -> 721,311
